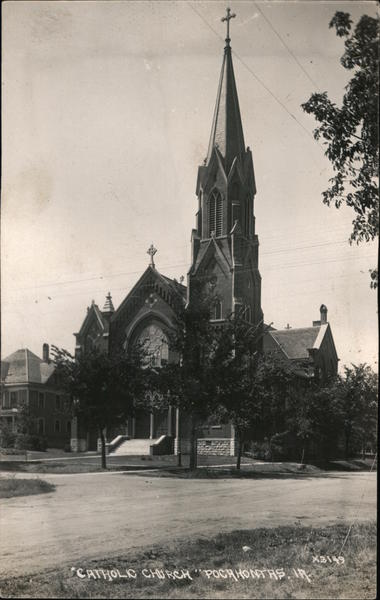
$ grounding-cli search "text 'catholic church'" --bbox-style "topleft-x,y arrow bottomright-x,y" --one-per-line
72,10 -> 338,456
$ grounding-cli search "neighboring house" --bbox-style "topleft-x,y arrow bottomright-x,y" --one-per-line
0,344 -> 71,449
263,305 -> 339,381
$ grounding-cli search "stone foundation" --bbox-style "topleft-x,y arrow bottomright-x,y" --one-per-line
197,438 -> 235,456
70,438 -> 87,452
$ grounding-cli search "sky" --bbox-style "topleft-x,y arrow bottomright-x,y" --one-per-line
1,0 -> 378,371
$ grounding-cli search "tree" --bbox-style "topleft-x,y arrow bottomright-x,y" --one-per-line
335,363 -> 378,458
157,286 -> 219,470
301,12 -> 379,287
52,346 -> 147,468
287,378 -> 344,464
209,316 -> 261,470
211,316 -> 297,469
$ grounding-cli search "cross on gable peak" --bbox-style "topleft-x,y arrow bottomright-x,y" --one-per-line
147,243 -> 157,268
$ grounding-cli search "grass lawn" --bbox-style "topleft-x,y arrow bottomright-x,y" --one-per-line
0,454 -> 264,475
129,463 -> 322,479
0,477 -> 55,498
0,522 -> 375,599
0,452 -> 375,476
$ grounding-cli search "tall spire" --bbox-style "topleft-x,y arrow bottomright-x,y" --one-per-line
206,10 -> 245,171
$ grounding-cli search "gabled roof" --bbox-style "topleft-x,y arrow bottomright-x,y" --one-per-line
267,324 -> 329,360
76,302 -> 107,339
191,237 -> 232,276
112,266 -> 186,322
160,274 -> 187,299
1,349 -> 55,385
206,43 -> 245,172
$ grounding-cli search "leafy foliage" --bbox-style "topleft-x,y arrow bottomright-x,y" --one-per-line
52,345 -> 148,467
157,285 -> 220,468
209,314 -> 302,466
287,380 -> 344,462
301,12 -> 379,284
287,363 -> 378,461
334,363 -> 378,457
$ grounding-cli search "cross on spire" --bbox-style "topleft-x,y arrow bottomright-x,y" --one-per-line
221,7 -> 236,45
147,243 -> 157,268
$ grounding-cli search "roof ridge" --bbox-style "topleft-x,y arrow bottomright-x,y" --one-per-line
273,325 -> 321,333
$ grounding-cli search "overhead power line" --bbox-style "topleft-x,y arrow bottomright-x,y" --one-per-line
2,265 -> 373,309
187,2 -> 319,146
253,2 -> 320,91
5,238 -> 361,293
4,251 -> 376,302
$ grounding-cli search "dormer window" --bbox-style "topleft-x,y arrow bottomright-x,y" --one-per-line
209,191 -> 223,237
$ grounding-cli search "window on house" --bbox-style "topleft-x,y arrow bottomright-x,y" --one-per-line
38,393 -> 45,409
10,392 -> 18,408
66,420 -> 71,434
2,392 -> 10,409
55,396 -> 61,410
30,390 -> 38,408
19,390 -> 27,405
54,420 -> 60,433
38,418 -> 44,435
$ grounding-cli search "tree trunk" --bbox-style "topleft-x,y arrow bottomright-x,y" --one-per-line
176,407 -> 182,466
236,431 -> 242,470
99,428 -> 107,469
189,417 -> 197,470
345,429 -> 351,460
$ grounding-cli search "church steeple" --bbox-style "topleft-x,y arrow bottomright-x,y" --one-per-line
206,34 -> 245,172
194,11 -> 256,242
188,8 -> 263,333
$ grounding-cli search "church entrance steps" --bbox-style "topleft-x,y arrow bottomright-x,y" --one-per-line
109,435 -> 174,456
109,438 -> 159,456
106,435 -> 129,454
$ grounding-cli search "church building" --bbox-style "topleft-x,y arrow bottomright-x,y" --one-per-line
71,11 -> 338,456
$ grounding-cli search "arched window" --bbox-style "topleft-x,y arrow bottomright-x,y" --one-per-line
212,300 -> 222,320
209,191 -> 223,237
138,324 -> 169,368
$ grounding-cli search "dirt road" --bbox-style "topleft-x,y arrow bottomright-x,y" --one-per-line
0,471 -> 376,577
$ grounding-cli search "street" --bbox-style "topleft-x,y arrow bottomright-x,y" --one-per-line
0,471 -> 376,578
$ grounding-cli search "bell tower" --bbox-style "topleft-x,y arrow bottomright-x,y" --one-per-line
188,9 -> 263,329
